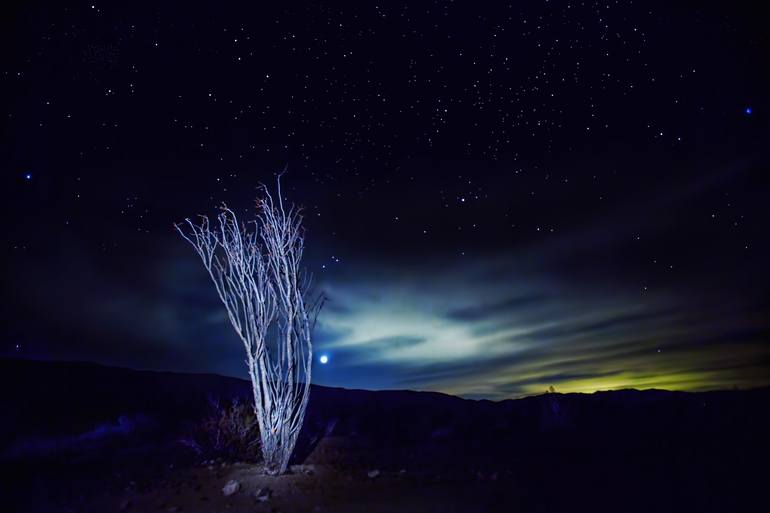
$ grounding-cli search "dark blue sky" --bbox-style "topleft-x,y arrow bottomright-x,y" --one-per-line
3,0 -> 769,398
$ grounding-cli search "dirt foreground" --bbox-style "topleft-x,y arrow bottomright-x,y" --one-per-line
86,463 -> 517,513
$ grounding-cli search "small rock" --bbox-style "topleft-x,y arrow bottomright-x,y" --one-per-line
254,487 -> 272,502
367,469 -> 380,479
222,480 -> 241,496
303,464 -> 315,475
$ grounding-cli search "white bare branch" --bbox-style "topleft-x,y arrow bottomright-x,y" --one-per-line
175,180 -> 323,475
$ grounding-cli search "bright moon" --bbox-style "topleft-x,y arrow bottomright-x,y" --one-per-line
319,355 -> 329,364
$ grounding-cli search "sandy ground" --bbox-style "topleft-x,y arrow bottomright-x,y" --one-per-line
79,437 -> 522,513
90,463 -> 512,513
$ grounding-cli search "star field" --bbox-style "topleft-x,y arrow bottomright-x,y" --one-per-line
2,0 -> 769,398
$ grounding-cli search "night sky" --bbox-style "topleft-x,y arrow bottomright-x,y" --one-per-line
3,1 -> 769,399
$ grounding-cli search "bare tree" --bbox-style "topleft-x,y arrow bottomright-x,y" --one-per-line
176,180 -> 322,475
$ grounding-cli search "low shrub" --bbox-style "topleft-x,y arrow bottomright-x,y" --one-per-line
180,397 -> 261,461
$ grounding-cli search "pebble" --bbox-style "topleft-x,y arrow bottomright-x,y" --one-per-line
222,480 -> 240,496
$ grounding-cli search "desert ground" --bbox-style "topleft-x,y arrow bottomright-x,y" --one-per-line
3,358 -> 767,512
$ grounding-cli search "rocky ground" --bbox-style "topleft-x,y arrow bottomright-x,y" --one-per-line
89,463 -> 514,513
72,437 -> 526,513
4,359 -> 768,512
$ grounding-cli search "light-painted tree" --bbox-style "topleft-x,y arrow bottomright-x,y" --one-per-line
176,180 -> 322,475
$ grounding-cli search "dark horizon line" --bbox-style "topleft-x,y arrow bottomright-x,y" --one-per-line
4,355 -> 767,403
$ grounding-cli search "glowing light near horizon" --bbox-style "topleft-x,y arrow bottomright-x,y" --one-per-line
319,354 -> 329,364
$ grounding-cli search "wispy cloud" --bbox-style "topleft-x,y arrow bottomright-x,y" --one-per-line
311,225 -> 769,398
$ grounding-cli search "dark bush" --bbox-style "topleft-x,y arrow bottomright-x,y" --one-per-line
180,397 -> 261,461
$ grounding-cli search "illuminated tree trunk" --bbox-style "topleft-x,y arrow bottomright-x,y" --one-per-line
176,178 -> 322,475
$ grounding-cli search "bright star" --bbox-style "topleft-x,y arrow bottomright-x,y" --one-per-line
319,354 -> 329,364
744,107 -> 752,115
24,173 -> 32,180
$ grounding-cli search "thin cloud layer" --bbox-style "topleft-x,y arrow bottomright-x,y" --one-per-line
311,231 -> 769,398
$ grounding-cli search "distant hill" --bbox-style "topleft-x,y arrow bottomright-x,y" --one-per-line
3,357 -> 769,447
